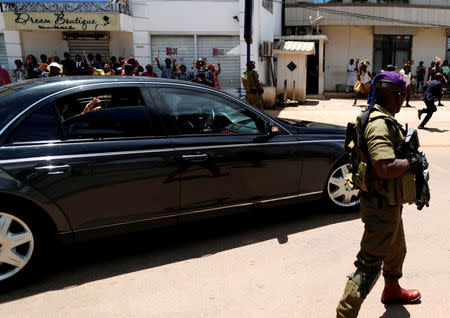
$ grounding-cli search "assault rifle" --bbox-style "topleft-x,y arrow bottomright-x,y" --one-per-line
395,128 -> 430,210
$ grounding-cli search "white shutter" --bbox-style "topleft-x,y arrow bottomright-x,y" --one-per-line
150,35 -> 195,77
197,36 -> 240,89
67,39 -> 110,62
0,34 -> 8,68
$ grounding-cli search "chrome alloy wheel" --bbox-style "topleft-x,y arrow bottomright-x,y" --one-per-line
0,212 -> 34,281
327,164 -> 360,208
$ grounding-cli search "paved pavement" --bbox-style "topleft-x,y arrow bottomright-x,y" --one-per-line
0,99 -> 449,318
266,98 -> 450,147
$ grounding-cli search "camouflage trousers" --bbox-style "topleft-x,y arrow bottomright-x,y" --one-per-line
336,195 -> 406,318
245,92 -> 264,109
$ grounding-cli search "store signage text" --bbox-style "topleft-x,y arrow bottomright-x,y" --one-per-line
3,12 -> 120,31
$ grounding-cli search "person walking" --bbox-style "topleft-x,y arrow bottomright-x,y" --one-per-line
418,72 -> 444,129
336,71 -> 424,318
415,61 -> 426,94
346,58 -> 358,93
241,60 -> 264,109
353,61 -> 373,106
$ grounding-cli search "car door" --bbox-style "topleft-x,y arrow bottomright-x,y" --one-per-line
0,85 -> 180,233
152,86 -> 302,217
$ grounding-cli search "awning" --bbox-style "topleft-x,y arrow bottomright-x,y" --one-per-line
273,41 -> 315,55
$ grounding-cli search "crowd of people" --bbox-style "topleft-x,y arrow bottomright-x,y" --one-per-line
346,57 -> 448,108
345,56 -> 448,130
0,52 -> 223,90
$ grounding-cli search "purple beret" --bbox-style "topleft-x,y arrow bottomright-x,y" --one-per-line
373,71 -> 406,90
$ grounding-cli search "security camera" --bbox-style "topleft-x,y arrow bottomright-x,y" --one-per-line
233,15 -> 239,22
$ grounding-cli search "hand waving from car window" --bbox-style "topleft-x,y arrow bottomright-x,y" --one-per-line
82,98 -> 102,114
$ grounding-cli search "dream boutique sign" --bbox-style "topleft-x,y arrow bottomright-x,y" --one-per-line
3,11 -> 120,31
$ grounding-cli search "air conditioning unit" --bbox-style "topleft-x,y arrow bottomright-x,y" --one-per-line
261,41 -> 273,57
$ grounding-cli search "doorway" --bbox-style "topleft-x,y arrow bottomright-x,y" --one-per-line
306,41 -> 319,94
373,35 -> 412,74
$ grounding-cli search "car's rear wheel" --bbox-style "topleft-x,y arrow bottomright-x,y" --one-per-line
326,163 -> 360,209
0,210 -> 50,287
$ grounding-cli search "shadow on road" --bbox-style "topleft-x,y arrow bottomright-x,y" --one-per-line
420,127 -> 449,133
379,304 -> 411,318
0,201 -> 359,303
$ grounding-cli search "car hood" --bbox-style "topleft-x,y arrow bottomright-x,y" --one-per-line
277,118 -> 346,134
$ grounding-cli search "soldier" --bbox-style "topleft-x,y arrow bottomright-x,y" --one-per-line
241,60 -> 264,109
337,71 -> 425,318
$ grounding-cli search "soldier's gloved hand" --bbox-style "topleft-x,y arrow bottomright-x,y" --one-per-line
409,153 -> 423,171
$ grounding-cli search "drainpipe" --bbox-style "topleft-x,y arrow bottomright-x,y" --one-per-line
281,0 -> 286,36
244,0 -> 253,65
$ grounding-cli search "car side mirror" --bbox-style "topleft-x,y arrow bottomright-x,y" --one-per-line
266,123 -> 280,138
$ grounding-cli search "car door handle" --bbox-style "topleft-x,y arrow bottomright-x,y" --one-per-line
34,164 -> 71,175
181,154 -> 209,162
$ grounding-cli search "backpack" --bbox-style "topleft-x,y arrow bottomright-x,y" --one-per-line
345,109 -> 395,192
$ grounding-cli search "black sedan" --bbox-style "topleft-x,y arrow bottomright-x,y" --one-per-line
0,77 -> 359,286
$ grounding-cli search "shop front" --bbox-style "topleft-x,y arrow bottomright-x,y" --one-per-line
0,1 -> 133,69
149,35 -> 241,89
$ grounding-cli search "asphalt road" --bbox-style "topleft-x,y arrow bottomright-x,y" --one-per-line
0,99 -> 449,318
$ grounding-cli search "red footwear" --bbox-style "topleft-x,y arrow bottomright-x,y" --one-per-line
381,282 -> 421,304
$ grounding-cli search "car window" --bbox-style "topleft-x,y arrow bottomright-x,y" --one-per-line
8,103 -> 61,144
55,87 -> 159,139
158,88 -> 265,135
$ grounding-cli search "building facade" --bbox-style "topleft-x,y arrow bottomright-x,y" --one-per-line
0,0 -> 282,93
285,0 -> 450,93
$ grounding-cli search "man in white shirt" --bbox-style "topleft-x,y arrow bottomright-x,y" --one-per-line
399,65 -> 413,107
346,58 -> 358,93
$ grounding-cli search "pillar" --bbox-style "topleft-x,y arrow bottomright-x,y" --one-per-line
133,31 -> 151,67
3,31 -> 23,70
318,39 -> 324,95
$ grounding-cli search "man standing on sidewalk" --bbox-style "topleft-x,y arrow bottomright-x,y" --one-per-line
336,71 -> 423,318
242,60 -> 264,109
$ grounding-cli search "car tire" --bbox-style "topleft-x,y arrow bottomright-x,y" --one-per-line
0,208 -> 53,288
324,161 -> 360,210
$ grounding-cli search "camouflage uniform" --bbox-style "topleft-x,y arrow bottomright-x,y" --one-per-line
336,105 -> 416,318
242,69 -> 264,109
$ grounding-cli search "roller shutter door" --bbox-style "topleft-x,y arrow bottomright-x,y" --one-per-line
150,35 -> 195,78
197,36 -> 240,89
0,34 -> 8,68
67,38 -> 110,62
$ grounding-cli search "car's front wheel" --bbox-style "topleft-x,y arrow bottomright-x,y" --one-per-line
325,163 -> 360,209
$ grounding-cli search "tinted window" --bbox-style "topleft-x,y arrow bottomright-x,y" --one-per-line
158,88 -> 264,135
55,87 -> 157,139
8,103 -> 60,143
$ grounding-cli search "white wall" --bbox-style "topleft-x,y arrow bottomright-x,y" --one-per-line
258,0 -> 282,86
412,27 -> 447,73
21,31 -> 69,61
147,1 -> 241,34
321,26 -> 373,92
109,31 -> 134,59
286,5 -> 450,27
